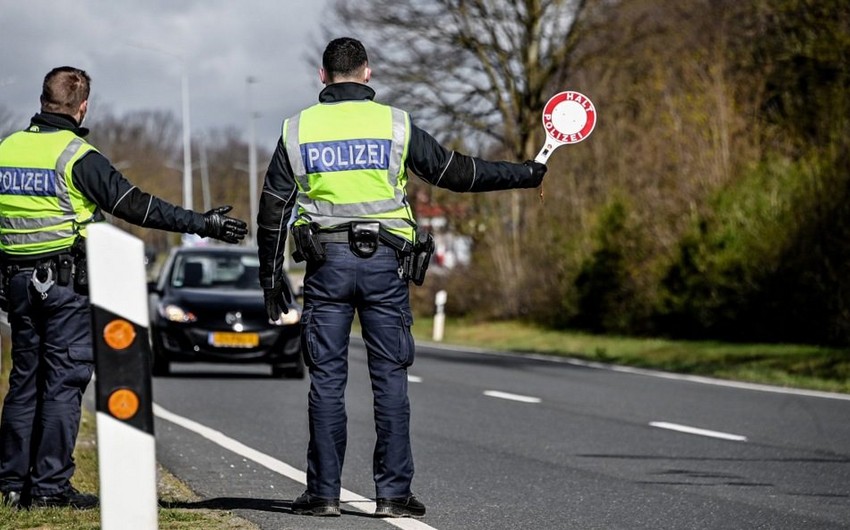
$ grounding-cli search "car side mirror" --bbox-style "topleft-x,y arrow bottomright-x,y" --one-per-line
147,281 -> 160,294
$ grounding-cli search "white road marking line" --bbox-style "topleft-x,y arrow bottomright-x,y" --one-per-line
408,375 -> 423,383
483,390 -> 542,403
650,421 -> 748,442
153,404 -> 438,530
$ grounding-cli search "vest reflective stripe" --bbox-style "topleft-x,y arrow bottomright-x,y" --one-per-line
285,113 -> 306,179
2,216 -> 71,230
55,137 -> 86,214
388,107 -> 407,187
284,100 -> 415,241
0,130 -> 99,256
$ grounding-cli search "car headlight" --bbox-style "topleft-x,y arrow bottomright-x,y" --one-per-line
159,304 -> 197,323
274,309 -> 300,326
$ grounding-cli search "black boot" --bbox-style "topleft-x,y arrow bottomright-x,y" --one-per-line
291,491 -> 340,517
1,489 -> 25,509
31,487 -> 98,509
375,494 -> 426,518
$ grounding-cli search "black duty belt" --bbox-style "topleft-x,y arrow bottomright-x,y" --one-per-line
317,229 -> 414,254
3,258 -> 51,271
3,253 -> 75,273
316,232 -> 350,244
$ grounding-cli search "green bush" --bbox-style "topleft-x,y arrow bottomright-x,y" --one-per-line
572,199 -> 642,333
658,152 -> 850,344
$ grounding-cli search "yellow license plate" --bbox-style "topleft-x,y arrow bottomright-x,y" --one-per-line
209,332 -> 259,348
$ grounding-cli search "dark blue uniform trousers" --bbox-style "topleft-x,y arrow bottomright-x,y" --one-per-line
0,269 -> 93,496
301,243 -> 415,499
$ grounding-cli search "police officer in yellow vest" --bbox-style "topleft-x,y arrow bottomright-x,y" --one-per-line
257,38 -> 547,518
0,66 -> 247,509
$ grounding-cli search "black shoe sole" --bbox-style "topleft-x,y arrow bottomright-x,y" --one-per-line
31,501 -> 98,509
30,497 -> 99,510
374,507 -> 426,518
292,505 -> 341,517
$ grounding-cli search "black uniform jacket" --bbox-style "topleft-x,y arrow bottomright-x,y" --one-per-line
256,82 -> 540,289
3,112 -> 206,261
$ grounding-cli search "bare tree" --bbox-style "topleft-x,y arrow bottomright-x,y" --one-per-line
85,109 -> 265,253
0,105 -> 20,138
326,0 -> 588,316
329,0 -> 586,157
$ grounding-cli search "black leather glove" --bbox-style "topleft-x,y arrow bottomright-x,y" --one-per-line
202,205 -> 248,244
264,281 -> 292,322
523,160 -> 548,187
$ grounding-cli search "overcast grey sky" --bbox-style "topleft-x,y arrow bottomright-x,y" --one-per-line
0,0 -> 335,148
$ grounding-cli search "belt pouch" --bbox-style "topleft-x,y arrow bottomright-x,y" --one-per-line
57,254 -> 73,286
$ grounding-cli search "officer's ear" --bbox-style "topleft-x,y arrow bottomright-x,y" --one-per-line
78,100 -> 88,125
319,67 -> 328,85
364,67 -> 371,84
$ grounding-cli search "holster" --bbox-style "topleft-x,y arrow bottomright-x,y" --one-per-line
74,256 -> 88,294
291,222 -> 326,263
401,229 -> 435,286
70,236 -> 88,293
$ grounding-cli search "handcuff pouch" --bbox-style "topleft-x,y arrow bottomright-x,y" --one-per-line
349,222 -> 381,258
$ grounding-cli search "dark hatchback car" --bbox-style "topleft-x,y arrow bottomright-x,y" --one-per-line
147,245 -> 304,378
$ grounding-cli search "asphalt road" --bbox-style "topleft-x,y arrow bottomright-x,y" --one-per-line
151,338 -> 850,530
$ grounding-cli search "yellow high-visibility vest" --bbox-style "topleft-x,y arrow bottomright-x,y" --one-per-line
283,99 -> 416,243
0,126 -> 99,257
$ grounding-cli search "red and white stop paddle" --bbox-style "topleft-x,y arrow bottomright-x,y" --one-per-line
534,91 -> 597,164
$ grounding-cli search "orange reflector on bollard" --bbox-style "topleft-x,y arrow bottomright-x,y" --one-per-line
103,319 -> 136,350
108,388 -> 140,420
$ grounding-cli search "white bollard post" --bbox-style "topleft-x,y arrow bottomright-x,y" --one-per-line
87,224 -> 158,530
432,289 -> 447,342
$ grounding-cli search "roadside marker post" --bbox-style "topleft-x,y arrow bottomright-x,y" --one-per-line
432,290 -> 447,342
87,224 -> 158,529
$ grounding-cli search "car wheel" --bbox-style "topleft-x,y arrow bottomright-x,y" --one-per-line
272,361 -> 305,379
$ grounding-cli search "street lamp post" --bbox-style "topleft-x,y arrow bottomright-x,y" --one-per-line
198,136 -> 212,212
181,71 -> 193,211
126,43 -> 193,210
246,76 -> 259,244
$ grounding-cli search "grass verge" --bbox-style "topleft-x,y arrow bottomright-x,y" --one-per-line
410,317 -> 850,394
0,327 -> 258,530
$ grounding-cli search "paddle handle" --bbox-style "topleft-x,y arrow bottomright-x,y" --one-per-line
534,141 -> 558,164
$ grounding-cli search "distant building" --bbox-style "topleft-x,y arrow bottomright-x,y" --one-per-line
414,195 -> 471,272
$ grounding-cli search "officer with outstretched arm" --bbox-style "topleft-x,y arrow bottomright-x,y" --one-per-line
256,38 -> 546,519
0,66 -> 247,509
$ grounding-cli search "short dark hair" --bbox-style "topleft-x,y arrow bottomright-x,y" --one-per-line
41,66 -> 91,115
322,37 -> 368,81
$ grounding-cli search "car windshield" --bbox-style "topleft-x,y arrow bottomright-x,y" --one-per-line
170,252 -> 261,290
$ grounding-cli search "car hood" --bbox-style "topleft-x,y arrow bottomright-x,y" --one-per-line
160,288 -> 298,312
